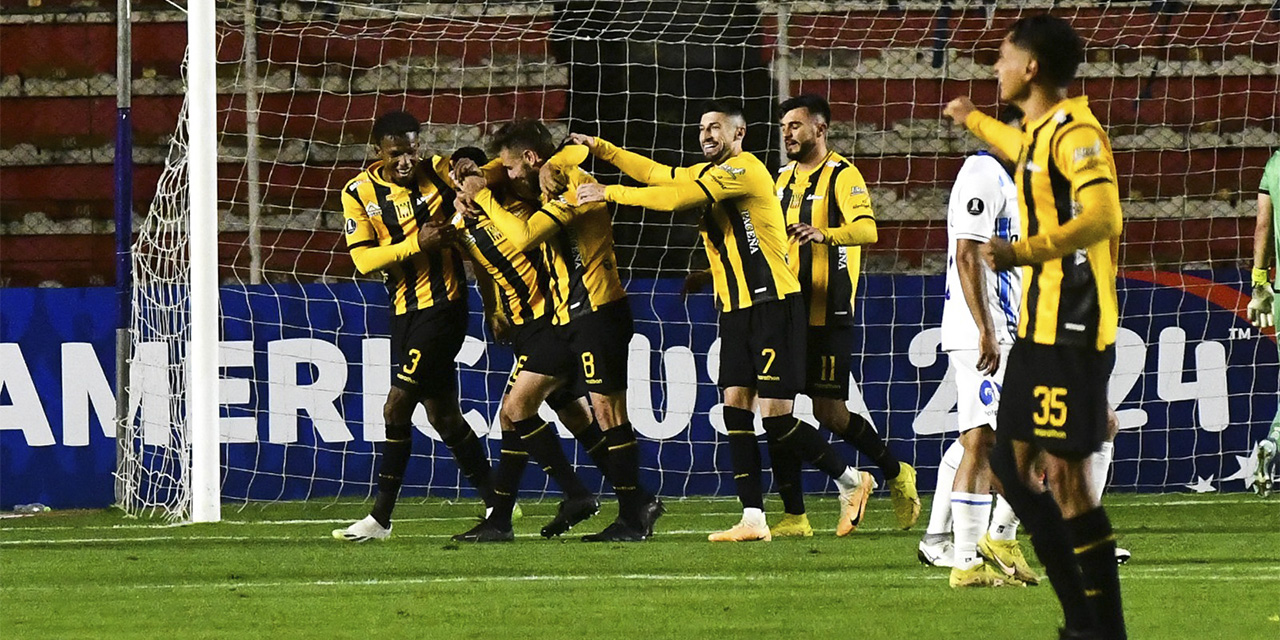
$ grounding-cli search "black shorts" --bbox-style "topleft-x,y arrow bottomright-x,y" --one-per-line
718,295 -> 806,399
997,339 -> 1116,458
389,299 -> 468,399
504,316 -> 582,401
805,325 -> 853,399
558,298 -> 633,395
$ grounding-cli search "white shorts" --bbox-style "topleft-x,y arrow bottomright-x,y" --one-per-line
949,346 -> 1011,433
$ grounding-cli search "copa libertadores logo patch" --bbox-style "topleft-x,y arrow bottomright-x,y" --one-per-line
344,218 -> 358,235
967,198 -> 985,216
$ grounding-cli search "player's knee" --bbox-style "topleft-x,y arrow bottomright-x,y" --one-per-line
385,422 -> 412,442
812,400 -> 848,432
425,401 -> 466,440
383,388 -> 416,425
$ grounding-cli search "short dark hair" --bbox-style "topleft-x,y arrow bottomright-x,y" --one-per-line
701,98 -> 744,120
1007,14 -> 1085,88
371,110 -> 420,143
451,146 -> 488,167
778,94 -> 831,124
488,120 -> 555,159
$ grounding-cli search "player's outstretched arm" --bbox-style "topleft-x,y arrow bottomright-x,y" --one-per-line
572,135 -> 685,186
577,180 -> 710,212
1248,190 -> 1275,328
468,187 -> 559,252
945,97 -> 1022,169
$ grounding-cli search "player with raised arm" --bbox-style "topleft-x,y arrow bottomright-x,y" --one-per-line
457,121 -> 664,542
946,14 -> 1126,638
331,112 -> 494,543
572,99 -> 873,542
1247,149 -> 1280,496
444,147 -> 604,542
765,93 -> 917,536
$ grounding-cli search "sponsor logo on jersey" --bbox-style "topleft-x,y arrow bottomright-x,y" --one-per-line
740,210 -> 761,254
1073,142 -> 1102,163
717,163 -> 746,177
364,202 -> 380,217
979,380 -> 1001,406
967,198 -> 985,215
850,186 -> 866,196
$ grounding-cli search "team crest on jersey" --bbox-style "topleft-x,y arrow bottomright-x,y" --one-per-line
967,198 -> 985,215
717,163 -> 746,177
344,218 -> 357,235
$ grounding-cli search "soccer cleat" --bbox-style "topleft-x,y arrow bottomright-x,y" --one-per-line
708,518 -> 772,542
540,495 -> 600,538
978,533 -> 1040,585
1254,440 -> 1275,497
949,561 -> 1020,588
836,471 -> 876,536
917,536 -> 955,568
451,518 -> 514,543
331,515 -> 391,543
582,518 -> 648,542
1057,627 -> 1104,640
770,513 -> 814,538
637,496 -> 666,538
512,502 -> 524,522
1115,547 -> 1131,565
888,462 -> 922,530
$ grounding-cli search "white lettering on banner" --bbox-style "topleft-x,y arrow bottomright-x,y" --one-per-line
129,341 -> 171,447
266,339 -> 352,443
0,343 -> 56,446
60,343 -> 115,446
219,341 -> 257,443
908,328 -> 958,436
407,336 -> 492,441
1109,328 -> 1148,430
361,338 -> 390,442
1156,326 -> 1229,432
627,333 -> 697,440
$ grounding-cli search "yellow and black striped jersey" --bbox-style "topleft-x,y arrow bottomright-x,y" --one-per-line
776,152 -> 876,326
687,152 -> 801,312
340,155 -> 466,314
453,185 -> 550,326
975,97 -> 1121,351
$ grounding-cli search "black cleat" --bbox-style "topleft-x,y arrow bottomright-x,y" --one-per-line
637,496 -> 666,537
451,518 -> 514,543
582,518 -> 648,542
1058,628 -> 1104,640
540,495 -> 600,538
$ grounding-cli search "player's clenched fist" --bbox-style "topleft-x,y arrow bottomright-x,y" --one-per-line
944,96 -> 976,126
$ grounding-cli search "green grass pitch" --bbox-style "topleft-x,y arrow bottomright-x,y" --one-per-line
2,494 -> 1277,639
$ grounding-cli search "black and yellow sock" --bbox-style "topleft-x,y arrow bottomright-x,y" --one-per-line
442,428 -> 494,506
763,415 -> 848,480
765,431 -> 806,516
489,430 -> 529,528
1068,507 -> 1127,640
370,422 -> 412,528
723,406 -> 764,510
840,412 -> 900,480
603,422 -> 652,518
514,417 -> 591,499
574,423 -> 615,484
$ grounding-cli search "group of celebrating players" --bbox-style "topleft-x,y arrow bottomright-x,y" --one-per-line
328,14 -> 1155,640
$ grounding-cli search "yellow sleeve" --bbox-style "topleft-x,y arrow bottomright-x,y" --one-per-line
692,155 -> 762,202
549,144 -> 590,168
603,181 -> 710,211
965,110 -> 1023,166
473,188 -> 559,251
593,138 -> 693,185
349,237 -> 421,274
342,183 -> 421,274
1011,125 -> 1122,264
823,166 -> 878,246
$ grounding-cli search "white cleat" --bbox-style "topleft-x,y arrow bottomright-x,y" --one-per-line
918,536 -> 955,568
1115,547 -> 1131,565
332,515 -> 391,543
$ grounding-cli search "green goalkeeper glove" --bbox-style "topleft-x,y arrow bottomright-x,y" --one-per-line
1248,285 -> 1274,329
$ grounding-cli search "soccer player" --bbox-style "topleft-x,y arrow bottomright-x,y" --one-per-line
572,99 -> 874,542
331,112 -> 495,543
1248,149 -> 1280,496
443,147 -> 608,542
946,14 -> 1127,638
933,112 -> 1036,587
458,121 -> 664,542
768,93 -> 919,536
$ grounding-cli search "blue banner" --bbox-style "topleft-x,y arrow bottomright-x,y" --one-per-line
2,272 -> 1275,509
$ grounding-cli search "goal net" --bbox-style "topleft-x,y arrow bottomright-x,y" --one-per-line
117,0 -> 1279,521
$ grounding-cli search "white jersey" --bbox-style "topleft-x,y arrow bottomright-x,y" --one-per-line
941,153 -> 1022,352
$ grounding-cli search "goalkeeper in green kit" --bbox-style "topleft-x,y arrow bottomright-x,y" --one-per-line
1247,149 -> 1280,497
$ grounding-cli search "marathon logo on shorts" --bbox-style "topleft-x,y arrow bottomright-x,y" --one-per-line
1034,427 -> 1067,440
